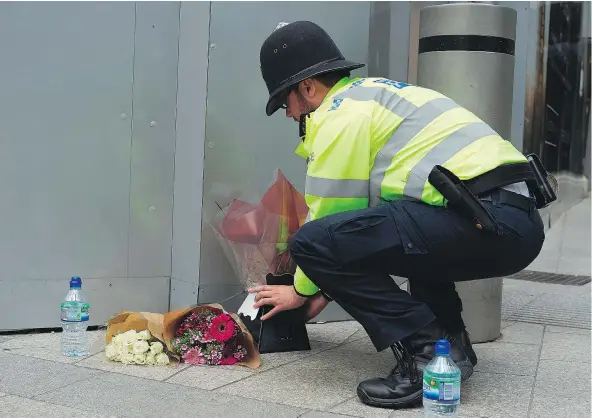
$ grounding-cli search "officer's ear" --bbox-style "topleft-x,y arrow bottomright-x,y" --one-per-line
299,78 -> 316,99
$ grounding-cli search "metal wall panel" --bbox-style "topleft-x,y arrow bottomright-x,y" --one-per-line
0,277 -> 170,330
128,2 -> 180,278
0,2 -> 135,281
0,2 -> 179,329
170,1 -> 212,310
198,2 -> 371,315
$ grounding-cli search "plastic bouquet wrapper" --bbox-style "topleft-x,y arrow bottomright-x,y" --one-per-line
105,305 -> 260,369
211,169 -> 312,354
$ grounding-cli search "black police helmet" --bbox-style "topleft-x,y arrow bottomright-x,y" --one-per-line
260,21 -> 365,116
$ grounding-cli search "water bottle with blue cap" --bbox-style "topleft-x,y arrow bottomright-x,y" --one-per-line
60,276 -> 90,357
422,338 -> 461,417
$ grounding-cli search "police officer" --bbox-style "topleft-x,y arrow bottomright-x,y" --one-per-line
249,21 -> 546,409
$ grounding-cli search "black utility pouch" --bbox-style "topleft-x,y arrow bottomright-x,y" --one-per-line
525,153 -> 558,209
238,273 -> 311,354
428,165 -> 500,234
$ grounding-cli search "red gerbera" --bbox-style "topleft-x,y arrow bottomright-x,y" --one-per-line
207,314 -> 235,342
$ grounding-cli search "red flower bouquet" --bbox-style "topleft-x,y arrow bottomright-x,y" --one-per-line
167,305 -> 253,366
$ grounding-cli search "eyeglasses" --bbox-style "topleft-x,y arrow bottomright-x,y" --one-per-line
280,87 -> 295,110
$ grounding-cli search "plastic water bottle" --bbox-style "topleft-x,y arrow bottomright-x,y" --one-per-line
60,276 -> 90,357
422,339 -> 461,417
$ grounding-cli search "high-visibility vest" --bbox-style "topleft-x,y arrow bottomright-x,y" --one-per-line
292,76 -> 528,296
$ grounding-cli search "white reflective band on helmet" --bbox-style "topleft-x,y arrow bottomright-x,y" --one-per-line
369,98 -> 460,206
403,122 -> 498,199
306,176 -> 369,199
274,22 -> 290,31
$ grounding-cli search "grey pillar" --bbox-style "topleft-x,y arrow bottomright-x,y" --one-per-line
417,3 -> 517,343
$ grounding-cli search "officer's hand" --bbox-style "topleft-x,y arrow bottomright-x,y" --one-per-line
248,285 -> 306,321
306,292 -> 331,321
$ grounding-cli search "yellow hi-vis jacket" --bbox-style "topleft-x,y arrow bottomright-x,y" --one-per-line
292,76 -> 529,296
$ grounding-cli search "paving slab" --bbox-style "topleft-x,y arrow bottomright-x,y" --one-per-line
545,325 -> 591,335
306,321 -> 363,345
0,330 -> 105,364
499,322 -> 544,345
458,372 -> 534,417
166,364 -> 254,390
76,351 -> 189,381
256,340 -> 336,372
0,351 -> 102,398
330,397 -> 393,418
529,360 -> 591,417
0,335 -> 16,344
0,395 -> 112,418
300,412 -> 356,418
216,343 -> 393,411
473,342 -> 540,376
540,331 -> 591,362
37,372 -> 306,418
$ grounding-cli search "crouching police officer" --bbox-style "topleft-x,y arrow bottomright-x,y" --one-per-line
249,21 -> 554,409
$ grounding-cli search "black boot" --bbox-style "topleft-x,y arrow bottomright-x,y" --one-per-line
356,342 -> 426,409
406,320 -> 474,381
356,321 -> 475,409
445,329 -> 478,367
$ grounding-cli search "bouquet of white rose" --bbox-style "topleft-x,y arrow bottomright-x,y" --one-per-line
105,329 -> 171,366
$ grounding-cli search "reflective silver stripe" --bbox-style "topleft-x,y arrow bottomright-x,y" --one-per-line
334,87 -> 418,119
305,176 -> 368,199
403,122 -> 498,199
369,98 -> 459,206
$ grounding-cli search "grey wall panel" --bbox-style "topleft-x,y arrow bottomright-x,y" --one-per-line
128,2 -> 180,278
170,278 -> 199,311
0,2 -> 135,281
0,277 -> 169,331
170,1 -> 211,303
198,2 -> 371,304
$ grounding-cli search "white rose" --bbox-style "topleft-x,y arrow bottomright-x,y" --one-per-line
122,330 -> 138,346
146,353 -> 156,365
121,353 -> 135,365
138,330 -> 151,341
155,353 -> 169,366
133,340 -> 150,354
111,334 -> 122,345
133,353 -> 146,365
150,341 -> 164,355
105,344 -> 119,361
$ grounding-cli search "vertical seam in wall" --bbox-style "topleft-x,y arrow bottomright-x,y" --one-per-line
168,1 -> 182,311
127,2 -> 138,279
195,1 -> 213,303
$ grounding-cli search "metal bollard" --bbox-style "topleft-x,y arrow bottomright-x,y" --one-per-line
417,3 -> 518,343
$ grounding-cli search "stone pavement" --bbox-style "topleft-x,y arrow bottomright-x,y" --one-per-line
528,196 -> 591,277
0,199 -> 590,418
1,277 -> 590,418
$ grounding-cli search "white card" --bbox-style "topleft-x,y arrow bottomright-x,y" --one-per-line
237,292 -> 260,320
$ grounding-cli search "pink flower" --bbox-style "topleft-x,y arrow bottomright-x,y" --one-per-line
181,344 -> 188,352
221,357 -> 238,365
183,347 -> 204,365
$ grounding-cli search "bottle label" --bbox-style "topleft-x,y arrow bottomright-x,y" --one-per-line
423,370 -> 461,403
60,302 -> 90,322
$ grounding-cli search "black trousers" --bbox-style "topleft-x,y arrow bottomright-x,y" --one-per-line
289,190 -> 545,352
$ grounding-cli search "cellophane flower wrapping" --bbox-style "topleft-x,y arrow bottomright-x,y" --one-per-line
163,304 -> 261,368
211,169 -> 309,290
170,307 -> 248,365
105,306 -> 261,369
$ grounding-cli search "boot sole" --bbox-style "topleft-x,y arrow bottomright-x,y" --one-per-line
356,387 -> 423,409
